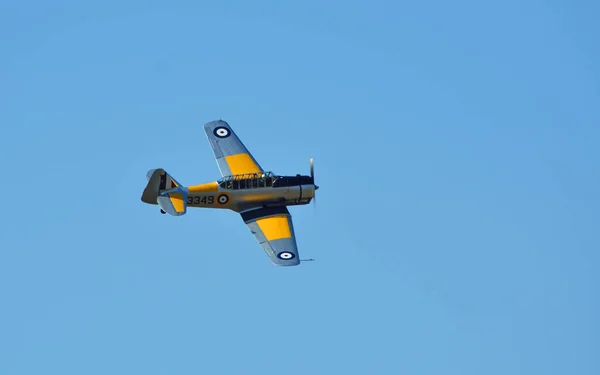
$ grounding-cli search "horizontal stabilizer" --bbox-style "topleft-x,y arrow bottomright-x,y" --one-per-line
158,191 -> 187,216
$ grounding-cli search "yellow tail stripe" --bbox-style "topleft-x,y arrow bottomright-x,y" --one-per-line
256,215 -> 292,241
188,182 -> 219,193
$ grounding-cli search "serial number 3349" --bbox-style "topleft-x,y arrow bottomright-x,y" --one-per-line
188,196 -> 214,205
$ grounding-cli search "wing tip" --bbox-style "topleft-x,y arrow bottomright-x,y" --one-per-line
204,119 -> 229,129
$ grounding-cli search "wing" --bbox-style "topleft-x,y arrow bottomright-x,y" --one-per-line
241,206 -> 300,266
204,120 -> 264,177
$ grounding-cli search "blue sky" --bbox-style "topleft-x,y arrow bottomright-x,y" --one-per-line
1,1 -> 598,374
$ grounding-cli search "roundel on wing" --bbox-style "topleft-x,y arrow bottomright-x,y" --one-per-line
217,193 -> 230,205
277,251 -> 295,260
213,126 -> 231,138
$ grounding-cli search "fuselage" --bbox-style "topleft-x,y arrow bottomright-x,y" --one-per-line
185,173 -> 317,212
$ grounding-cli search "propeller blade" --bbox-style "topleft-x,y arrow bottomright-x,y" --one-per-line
310,157 -> 317,207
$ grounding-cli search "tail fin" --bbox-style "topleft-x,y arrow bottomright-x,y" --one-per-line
141,169 -> 188,216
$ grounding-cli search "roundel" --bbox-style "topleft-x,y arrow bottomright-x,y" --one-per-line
277,251 -> 295,260
213,126 -> 231,138
217,193 -> 230,205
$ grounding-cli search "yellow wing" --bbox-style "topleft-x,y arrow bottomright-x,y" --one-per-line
241,206 -> 300,266
204,120 -> 263,177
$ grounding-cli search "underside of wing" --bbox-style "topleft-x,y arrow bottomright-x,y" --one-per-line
241,206 -> 300,266
204,120 -> 264,177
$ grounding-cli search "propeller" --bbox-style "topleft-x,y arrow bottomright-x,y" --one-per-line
310,157 -> 318,206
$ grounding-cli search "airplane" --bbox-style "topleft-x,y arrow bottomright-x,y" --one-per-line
141,120 -> 319,266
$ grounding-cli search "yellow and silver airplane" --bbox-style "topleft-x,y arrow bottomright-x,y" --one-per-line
141,120 -> 319,266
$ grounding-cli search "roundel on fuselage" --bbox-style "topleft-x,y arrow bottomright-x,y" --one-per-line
217,193 -> 230,205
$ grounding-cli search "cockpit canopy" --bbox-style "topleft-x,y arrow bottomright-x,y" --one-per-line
218,171 -> 313,190
218,172 -> 274,190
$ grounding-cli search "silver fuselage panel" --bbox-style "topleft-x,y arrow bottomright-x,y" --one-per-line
186,183 -> 316,212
